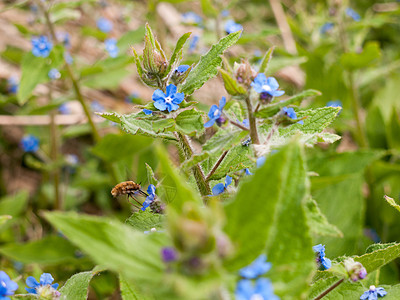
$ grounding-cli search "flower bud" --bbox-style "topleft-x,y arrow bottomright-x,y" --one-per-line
233,60 -> 257,88
344,258 -> 367,282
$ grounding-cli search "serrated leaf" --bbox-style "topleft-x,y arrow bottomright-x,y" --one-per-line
175,109 -> 204,136
96,112 -> 122,123
0,235 -> 78,264
340,41 -> 381,70
44,211 -> 166,283
357,242 -> 400,273
145,163 -> 158,186
219,69 -> 247,96
281,106 -> 341,135
120,274 -> 153,300
181,152 -> 210,170
180,31 -> 241,95
203,128 -> 249,153
60,268 -> 102,300
384,195 -> 400,213
166,32 -> 191,74
152,118 -> 175,133
259,46 -> 275,75
224,141 -> 314,299
125,210 -> 165,232
255,89 -> 321,118
305,198 -> 343,237
301,132 -> 341,147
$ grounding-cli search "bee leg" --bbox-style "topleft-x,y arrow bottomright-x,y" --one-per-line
127,193 -> 143,206
137,189 -> 149,197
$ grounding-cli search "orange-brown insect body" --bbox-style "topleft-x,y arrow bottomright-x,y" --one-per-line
111,181 -> 142,197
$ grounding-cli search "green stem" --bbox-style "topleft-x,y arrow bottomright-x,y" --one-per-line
314,278 -> 344,300
206,150 -> 228,182
176,132 -> 211,196
245,96 -> 260,145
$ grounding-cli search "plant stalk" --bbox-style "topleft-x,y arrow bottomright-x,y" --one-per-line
206,150 -> 228,182
244,96 -> 260,145
314,278 -> 344,300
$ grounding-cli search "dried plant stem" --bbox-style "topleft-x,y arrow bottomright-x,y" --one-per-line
229,120 -> 249,131
176,132 -> 211,196
314,278 -> 344,300
206,150 -> 228,182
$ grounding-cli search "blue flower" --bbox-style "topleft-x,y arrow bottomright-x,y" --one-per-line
58,103 -> 70,114
189,35 -> 200,53
239,254 -> 271,279
64,52 -> 73,64
235,278 -> 279,300
212,175 -> 232,195
282,107 -> 304,125
31,36 -> 53,57
7,77 -> 18,94
360,286 -> 387,300
242,119 -> 249,128
225,20 -> 243,34
251,74 -> 285,98
25,273 -> 59,295
20,135 -> 39,152
152,84 -> 184,112
175,65 -> 190,74
0,271 -> 18,299
161,247 -> 178,263
56,31 -> 70,48
221,10 -> 230,17
143,109 -> 153,115
141,184 -> 156,211
256,156 -> 266,168
313,244 -> 332,270
320,22 -> 334,34
105,38 -> 119,58
244,168 -> 253,176
346,8 -> 361,21
91,101 -> 104,112
181,12 -> 203,25
97,17 -> 113,33
204,97 -> 226,128
48,68 -> 61,80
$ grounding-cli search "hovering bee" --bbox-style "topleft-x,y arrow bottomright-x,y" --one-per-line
111,181 -> 148,207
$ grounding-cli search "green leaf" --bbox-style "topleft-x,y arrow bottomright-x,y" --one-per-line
120,274 -> 153,300
152,118 -> 175,133
181,152 -> 210,170
0,190 -> 29,217
156,145 -> 202,212
219,69 -> 247,96
224,141 -> 315,299
145,163 -> 158,186
259,46 -> 275,75
117,27 -> 145,53
203,128 -> 249,153
0,215 -> 11,228
166,32 -> 191,74
82,68 -> 130,89
357,242 -> 400,273
126,210 -> 165,232
387,108 -> 400,150
384,195 -> 400,213
305,198 -> 343,237
267,56 -> 307,74
300,132 -> 341,147
175,109 -> 204,136
180,31 -> 242,95
366,105 -> 387,148
340,41 -> 381,70
44,211 -> 166,283
0,235 -> 78,264
200,0 -> 218,17
91,134 -> 152,162
281,106 -> 341,135
255,89 -> 321,118
60,268 -> 102,300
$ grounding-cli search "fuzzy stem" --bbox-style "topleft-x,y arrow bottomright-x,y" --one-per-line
206,150 -> 228,182
314,279 -> 344,300
244,96 -> 260,145
176,132 -> 211,196
229,120 -> 249,131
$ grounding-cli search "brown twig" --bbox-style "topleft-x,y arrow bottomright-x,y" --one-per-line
229,120 -> 249,131
314,279 -> 344,300
205,150 -> 228,182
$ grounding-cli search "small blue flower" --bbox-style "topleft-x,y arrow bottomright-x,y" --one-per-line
360,286 -> 387,300
242,119 -> 249,128
346,8 -> 361,21
251,74 -> 285,98
256,156 -> 266,168
97,17 -> 113,33
204,97 -> 226,128
152,84 -> 184,113
48,68 -> 61,80
212,175 -> 232,195
105,38 -> 119,58
161,247 -> 178,263
175,65 -> 190,74
225,20 -> 243,34
244,168 -> 253,176
64,52 -> 73,64
221,10 -> 230,17
189,35 -> 200,53
91,101 -> 104,112
126,92 -> 140,103
313,244 -> 332,270
25,273 -> 59,295
20,135 -> 39,152
0,271 -> 18,299
58,103 -> 70,114
7,77 -> 18,94
239,254 -> 271,279
181,12 -> 203,25
320,22 -> 334,34
56,31 -> 70,48
31,36 -> 53,57
143,109 -> 153,115
141,184 -> 156,211
235,278 -> 279,300
282,107 -> 304,125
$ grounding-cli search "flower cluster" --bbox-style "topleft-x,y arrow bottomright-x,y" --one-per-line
235,255 -> 279,300
31,36 -> 53,58
312,244 -> 331,270
20,135 -> 39,152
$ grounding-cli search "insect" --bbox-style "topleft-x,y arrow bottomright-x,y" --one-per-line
111,181 -> 148,207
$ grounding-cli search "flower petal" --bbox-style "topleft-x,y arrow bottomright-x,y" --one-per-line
26,276 -> 40,288
271,90 -> 285,97
51,283 -> 59,290
172,92 -> 184,104
143,109 -> 153,115
147,184 -> 156,196
154,100 -> 167,111
25,287 -> 37,294
219,97 -> 226,110
225,175 -> 232,187
207,105 -> 218,119
204,119 -> 216,128
212,183 -> 225,195
266,77 -> 279,90
40,273 -> 54,285
168,103 -> 180,112
152,89 -> 166,102
166,84 -> 177,96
